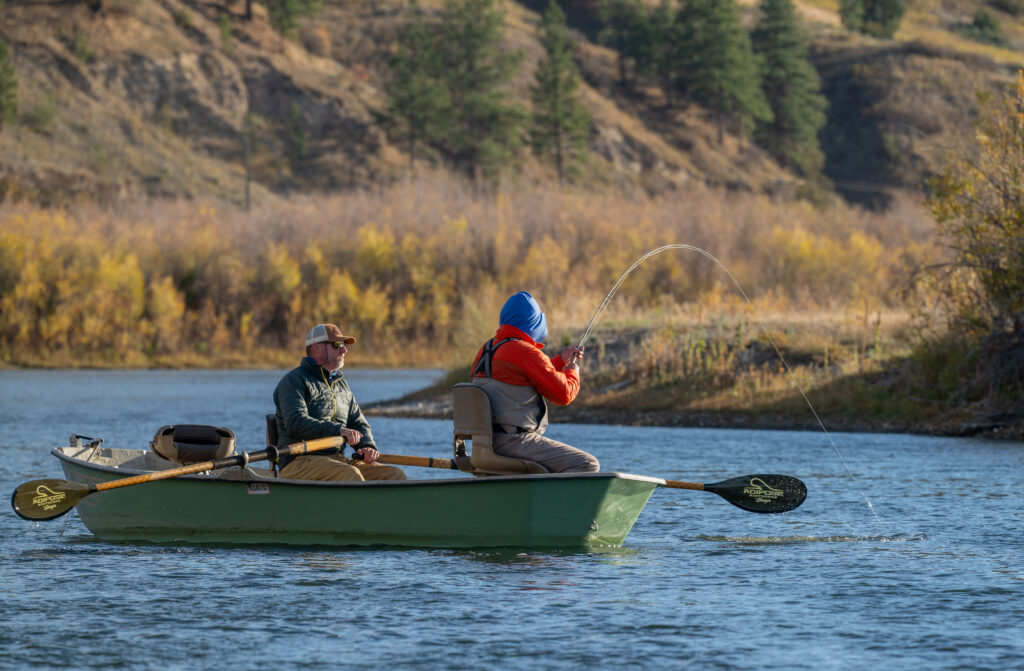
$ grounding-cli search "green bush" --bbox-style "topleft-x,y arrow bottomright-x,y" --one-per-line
72,30 -> 92,62
27,95 -> 58,134
959,9 -> 1009,47
218,15 -> 234,51
839,0 -> 905,38
172,9 -> 192,28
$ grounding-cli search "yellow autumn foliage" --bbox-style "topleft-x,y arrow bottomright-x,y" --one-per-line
0,177 -> 935,366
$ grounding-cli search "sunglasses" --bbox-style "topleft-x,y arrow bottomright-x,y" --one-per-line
326,341 -> 348,349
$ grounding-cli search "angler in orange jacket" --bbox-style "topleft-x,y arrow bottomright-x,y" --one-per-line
470,291 -> 600,473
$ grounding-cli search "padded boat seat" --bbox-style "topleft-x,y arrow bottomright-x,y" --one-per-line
452,383 -> 548,475
151,424 -> 235,463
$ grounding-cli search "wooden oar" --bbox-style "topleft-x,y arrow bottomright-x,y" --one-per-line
376,454 -> 807,514
11,436 -> 347,522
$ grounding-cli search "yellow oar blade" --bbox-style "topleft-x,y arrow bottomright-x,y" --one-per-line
11,479 -> 92,521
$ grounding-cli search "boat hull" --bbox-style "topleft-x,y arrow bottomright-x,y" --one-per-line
55,448 -> 660,548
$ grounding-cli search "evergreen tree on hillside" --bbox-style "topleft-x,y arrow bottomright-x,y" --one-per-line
0,38 -> 16,132
839,0 -> 905,39
530,1 -> 591,181
679,0 -> 771,143
635,0 -> 681,106
438,0 -> 525,179
385,0 -> 451,170
597,0 -> 645,88
751,0 -> 828,177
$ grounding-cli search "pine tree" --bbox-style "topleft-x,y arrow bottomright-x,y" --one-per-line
0,38 -> 16,132
530,1 -> 591,181
839,0 -> 905,39
437,0 -> 525,179
639,0 -> 681,106
751,0 -> 827,177
385,0 -> 451,171
598,0 -> 644,88
679,0 -> 771,143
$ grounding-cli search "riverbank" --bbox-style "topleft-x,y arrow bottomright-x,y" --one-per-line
364,389 -> 1024,440
363,321 -> 1024,441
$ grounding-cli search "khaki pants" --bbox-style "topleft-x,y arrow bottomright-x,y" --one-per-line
493,432 -> 600,473
279,455 -> 407,482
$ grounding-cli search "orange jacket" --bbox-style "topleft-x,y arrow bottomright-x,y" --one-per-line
470,324 -> 580,406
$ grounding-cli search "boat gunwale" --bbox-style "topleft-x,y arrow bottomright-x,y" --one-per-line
51,447 -> 667,489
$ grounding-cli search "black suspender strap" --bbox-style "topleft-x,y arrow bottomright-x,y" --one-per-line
471,337 -> 517,379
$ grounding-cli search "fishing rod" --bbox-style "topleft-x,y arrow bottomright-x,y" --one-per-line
576,244 -> 740,349
576,244 -> 882,525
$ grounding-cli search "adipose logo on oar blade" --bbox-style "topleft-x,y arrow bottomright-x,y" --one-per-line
743,477 -> 784,504
31,484 -> 67,512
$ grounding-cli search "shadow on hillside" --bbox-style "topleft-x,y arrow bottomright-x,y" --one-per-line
814,48 -> 897,211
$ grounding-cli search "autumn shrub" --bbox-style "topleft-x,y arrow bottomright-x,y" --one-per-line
0,176 -> 935,367
924,71 -> 1024,398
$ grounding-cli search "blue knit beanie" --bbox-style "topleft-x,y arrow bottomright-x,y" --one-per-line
499,291 -> 548,343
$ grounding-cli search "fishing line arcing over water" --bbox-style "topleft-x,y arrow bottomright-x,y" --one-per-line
578,244 -> 884,526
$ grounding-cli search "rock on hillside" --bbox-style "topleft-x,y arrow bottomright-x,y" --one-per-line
0,0 -> 398,205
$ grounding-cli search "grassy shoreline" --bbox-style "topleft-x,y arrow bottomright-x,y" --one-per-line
362,317 -> 1024,441
5,312 -> 1021,439
5,341 -> 1019,440
366,375 -> 1024,441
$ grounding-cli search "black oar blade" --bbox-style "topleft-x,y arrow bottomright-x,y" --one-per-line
703,474 -> 807,513
11,479 -> 91,521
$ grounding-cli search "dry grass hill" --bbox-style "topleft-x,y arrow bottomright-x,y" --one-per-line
0,0 -> 1022,207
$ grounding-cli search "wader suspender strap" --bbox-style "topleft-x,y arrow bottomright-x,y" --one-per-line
470,337 -> 547,433
471,337 -> 517,379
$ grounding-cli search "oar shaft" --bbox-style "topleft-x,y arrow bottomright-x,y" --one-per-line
662,480 -> 705,491
94,436 -> 345,493
377,454 -> 457,470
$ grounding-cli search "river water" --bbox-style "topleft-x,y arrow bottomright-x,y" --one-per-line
1,369 -> 1022,669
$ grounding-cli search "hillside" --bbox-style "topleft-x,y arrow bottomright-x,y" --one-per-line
0,0 -> 1021,207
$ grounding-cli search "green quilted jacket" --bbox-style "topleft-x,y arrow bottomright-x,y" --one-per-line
273,357 -> 374,466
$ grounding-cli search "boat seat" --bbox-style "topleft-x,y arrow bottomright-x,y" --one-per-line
150,424 -> 235,463
266,413 -> 279,448
452,383 -> 548,476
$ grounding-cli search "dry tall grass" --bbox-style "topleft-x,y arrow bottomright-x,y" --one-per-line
0,174 -> 939,368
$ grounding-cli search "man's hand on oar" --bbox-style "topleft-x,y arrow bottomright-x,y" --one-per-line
11,436 -> 347,522
374,454 -> 807,514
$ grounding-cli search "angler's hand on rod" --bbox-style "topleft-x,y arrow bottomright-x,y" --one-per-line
561,345 -> 584,369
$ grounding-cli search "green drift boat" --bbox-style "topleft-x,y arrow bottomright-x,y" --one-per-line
15,386 -> 806,547
52,445 -> 661,548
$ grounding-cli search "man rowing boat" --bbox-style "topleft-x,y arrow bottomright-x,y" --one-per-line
273,323 -> 406,482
